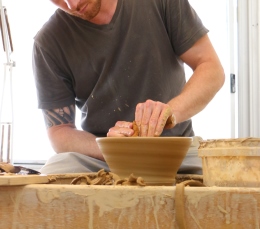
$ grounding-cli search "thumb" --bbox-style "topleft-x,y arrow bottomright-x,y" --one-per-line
164,112 -> 177,129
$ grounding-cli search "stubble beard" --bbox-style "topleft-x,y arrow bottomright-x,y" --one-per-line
75,0 -> 102,21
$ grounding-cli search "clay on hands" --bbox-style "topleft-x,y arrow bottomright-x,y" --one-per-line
164,108 -> 176,129
131,108 -> 176,137
131,121 -> 140,137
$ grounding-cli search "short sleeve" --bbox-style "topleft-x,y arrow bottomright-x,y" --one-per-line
32,42 -> 75,109
163,0 -> 209,56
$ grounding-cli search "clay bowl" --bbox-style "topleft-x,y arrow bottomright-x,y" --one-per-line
96,137 -> 192,186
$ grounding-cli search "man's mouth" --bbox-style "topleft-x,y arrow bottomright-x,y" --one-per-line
77,3 -> 89,14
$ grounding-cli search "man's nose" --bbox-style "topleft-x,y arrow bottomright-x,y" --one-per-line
65,0 -> 80,10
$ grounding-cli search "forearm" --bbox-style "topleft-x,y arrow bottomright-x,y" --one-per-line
47,124 -> 104,161
168,60 -> 225,124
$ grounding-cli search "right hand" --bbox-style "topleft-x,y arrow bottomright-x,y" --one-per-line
135,99 -> 176,137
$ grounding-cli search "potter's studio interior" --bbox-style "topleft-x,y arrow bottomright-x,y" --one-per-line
0,0 -> 260,228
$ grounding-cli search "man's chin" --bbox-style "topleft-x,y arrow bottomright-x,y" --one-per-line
69,11 -> 98,21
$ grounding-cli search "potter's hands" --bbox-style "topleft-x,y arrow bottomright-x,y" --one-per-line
135,100 -> 176,137
107,100 -> 176,137
107,121 -> 135,137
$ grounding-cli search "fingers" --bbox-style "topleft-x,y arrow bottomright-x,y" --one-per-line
135,100 -> 156,136
135,100 -> 175,137
154,106 -> 172,136
165,113 -> 177,129
107,121 -> 134,137
107,100 -> 176,138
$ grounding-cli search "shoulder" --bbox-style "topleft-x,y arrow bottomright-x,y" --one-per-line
33,9 -> 81,49
34,9 -> 64,37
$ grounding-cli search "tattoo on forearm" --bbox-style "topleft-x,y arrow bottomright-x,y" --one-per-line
42,104 -> 75,128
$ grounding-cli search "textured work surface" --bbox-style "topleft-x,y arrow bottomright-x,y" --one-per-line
1,185 -> 260,228
0,174 -> 48,186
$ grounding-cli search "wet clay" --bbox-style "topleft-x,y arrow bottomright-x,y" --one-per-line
2,184 -> 260,228
164,108 -> 176,129
96,137 -> 192,185
131,110 -> 175,137
175,180 -> 205,229
131,121 -> 139,137
70,169 -> 146,186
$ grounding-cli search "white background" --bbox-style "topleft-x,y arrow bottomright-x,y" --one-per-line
0,0 -> 232,162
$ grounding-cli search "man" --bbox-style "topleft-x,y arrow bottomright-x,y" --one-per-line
33,0 -> 225,174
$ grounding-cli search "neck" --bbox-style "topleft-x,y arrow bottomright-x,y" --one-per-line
90,0 -> 118,25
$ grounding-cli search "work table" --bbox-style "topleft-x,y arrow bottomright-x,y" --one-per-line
1,184 -> 259,228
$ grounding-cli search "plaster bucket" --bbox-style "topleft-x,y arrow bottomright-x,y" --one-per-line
198,138 -> 260,187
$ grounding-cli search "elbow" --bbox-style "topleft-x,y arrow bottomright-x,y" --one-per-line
49,142 -> 65,154
217,64 -> 226,91
209,59 -> 225,93
47,123 -> 76,153
48,132 -> 67,154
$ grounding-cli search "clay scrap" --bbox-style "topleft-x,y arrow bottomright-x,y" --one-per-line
70,169 -> 146,186
0,162 -> 40,175
0,162 -> 17,173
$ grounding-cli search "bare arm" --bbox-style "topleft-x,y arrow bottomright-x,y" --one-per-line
108,34 -> 225,137
43,104 -> 104,161
167,34 -> 225,123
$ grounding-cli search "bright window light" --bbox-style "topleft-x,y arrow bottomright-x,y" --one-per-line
0,0 -> 231,163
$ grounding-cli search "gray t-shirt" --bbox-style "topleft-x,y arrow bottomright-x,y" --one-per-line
32,0 -> 208,137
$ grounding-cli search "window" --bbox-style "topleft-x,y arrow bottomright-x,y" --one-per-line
186,0 -> 231,139
0,0 -> 58,162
